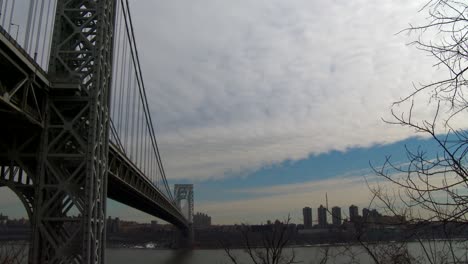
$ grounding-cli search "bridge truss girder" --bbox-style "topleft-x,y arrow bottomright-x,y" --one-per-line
0,26 -> 48,127
0,130 -> 40,221
107,145 -> 187,229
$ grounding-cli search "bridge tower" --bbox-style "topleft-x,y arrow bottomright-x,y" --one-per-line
174,184 -> 194,247
30,0 -> 116,263
174,184 -> 194,223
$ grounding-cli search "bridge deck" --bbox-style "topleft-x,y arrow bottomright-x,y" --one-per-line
108,144 -> 187,228
0,27 -> 49,127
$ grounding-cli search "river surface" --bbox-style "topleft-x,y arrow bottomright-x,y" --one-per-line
4,241 -> 467,263
106,241 -> 468,264
106,247 -> 367,264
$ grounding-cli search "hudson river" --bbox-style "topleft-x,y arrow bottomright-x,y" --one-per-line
106,241 -> 468,264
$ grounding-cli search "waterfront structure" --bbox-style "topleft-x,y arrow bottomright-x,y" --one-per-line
0,214 -> 7,225
151,220 -> 159,230
363,208 -> 381,223
107,217 -> 121,234
363,208 -> 370,219
332,206 -> 342,226
194,212 -> 212,228
303,207 -> 312,229
318,205 -> 327,227
349,205 -> 359,222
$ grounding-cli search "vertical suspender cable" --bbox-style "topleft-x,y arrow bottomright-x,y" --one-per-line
117,32 -> 128,139
143,129 -> 146,175
28,0 -> 38,54
44,0 -> 58,70
120,35 -> 129,138
154,156 -> 157,184
135,90 -> 141,166
139,102 -> 144,168
40,0 -> 53,67
7,0 -> 13,32
109,0 -> 176,201
125,59 -> 132,150
131,77 -> 137,159
24,0 -> 34,54
150,150 -> 153,183
112,1 -> 123,122
143,129 -> 147,174
34,0 -> 45,61
147,130 -> 150,178
122,0 -> 173,199
147,128 -> 150,176
1,0 -> 8,27
0,0 -> 4,22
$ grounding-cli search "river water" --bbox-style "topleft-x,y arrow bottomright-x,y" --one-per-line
106,241 -> 468,264
3,241 -> 467,263
106,247 -> 366,264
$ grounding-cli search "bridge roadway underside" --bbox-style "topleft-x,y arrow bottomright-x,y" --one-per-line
0,143 -> 187,230
0,29 -> 187,231
107,145 -> 187,229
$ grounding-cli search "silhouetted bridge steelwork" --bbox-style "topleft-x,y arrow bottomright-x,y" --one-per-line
0,1 -> 191,263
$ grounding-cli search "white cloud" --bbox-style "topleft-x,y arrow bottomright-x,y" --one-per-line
126,0 -> 468,181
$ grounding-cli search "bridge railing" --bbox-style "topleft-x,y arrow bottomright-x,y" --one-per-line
0,0 -> 57,71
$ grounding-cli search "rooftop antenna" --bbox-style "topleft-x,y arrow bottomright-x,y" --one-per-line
326,192 -> 329,218
326,192 -> 328,209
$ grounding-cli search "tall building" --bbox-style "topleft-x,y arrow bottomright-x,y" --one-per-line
363,208 -> 370,220
349,205 -> 359,222
318,205 -> 327,228
151,220 -> 159,230
193,212 -> 212,228
106,217 -> 120,233
332,206 -> 342,226
0,213 -> 8,225
363,208 -> 381,223
302,207 -> 312,229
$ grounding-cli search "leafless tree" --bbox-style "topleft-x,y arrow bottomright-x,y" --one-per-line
372,0 -> 468,239
221,216 -> 303,264
315,3 -> 468,262
365,183 -> 468,264
396,0 -> 468,109
338,191 -> 421,264
370,6 -> 468,261
0,242 -> 27,264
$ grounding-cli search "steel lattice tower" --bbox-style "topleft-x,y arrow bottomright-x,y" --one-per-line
30,0 -> 115,262
174,184 -> 194,223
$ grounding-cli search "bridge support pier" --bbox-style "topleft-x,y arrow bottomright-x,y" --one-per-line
0,127 -> 41,219
175,224 -> 194,249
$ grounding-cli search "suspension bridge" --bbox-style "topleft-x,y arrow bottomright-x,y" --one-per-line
0,0 -> 193,263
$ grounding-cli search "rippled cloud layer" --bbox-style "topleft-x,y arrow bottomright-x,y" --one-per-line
130,0 -> 457,181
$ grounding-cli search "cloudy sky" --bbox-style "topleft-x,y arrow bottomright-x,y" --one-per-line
1,0 -> 463,225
